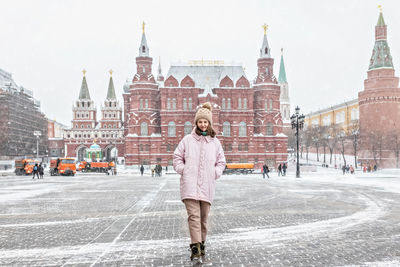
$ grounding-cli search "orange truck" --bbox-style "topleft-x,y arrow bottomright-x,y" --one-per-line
50,158 -> 76,176
223,163 -> 255,175
78,161 -> 115,173
14,159 -> 39,175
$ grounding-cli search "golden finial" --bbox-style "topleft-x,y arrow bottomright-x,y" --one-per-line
82,69 -> 86,76
262,23 -> 268,35
109,69 -> 113,76
93,138 -> 97,143
378,5 -> 382,13
142,21 -> 145,33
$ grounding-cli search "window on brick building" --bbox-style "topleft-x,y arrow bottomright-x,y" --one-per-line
189,98 -> 192,110
167,98 -> 171,110
141,122 -> 148,136
184,122 -> 192,135
265,99 -> 268,111
140,99 -> 143,110
243,98 -> 247,110
172,98 -> 176,110
183,98 -> 187,111
267,122 -> 273,136
140,144 -> 143,151
244,143 -> 248,151
227,98 -> 231,110
269,99 -> 273,111
223,122 -> 231,137
168,122 -> 176,137
222,98 -> 225,110
238,98 -> 241,109
239,122 -> 247,136
145,99 -> 148,109
145,144 -> 149,151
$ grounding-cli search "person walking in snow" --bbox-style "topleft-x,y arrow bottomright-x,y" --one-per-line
38,163 -> 44,179
262,163 -> 269,179
140,165 -> 144,176
32,163 -> 39,179
277,163 -> 282,176
282,163 -> 287,176
173,102 -> 226,263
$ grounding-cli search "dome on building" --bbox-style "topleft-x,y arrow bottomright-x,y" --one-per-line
90,143 -> 100,149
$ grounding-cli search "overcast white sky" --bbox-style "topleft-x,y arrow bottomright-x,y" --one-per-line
1,0 -> 399,126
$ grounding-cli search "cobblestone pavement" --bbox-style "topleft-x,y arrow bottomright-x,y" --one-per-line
0,171 -> 400,266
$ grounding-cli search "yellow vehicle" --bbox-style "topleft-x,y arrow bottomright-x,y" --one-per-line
223,163 -> 255,175
14,159 -> 39,175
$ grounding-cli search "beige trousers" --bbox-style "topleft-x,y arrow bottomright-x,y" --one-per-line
184,199 -> 211,244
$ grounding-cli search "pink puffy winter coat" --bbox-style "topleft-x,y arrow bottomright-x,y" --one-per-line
173,129 -> 226,204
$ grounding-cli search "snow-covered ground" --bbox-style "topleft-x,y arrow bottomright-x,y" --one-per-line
0,167 -> 399,266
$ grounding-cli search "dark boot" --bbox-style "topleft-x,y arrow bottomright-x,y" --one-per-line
200,241 -> 205,256
189,243 -> 201,261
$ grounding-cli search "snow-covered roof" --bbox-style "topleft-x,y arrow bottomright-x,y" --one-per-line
166,65 -> 246,96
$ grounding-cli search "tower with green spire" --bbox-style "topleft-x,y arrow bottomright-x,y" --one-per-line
359,6 -> 400,168
100,70 -> 123,130
278,49 -> 291,127
72,70 -> 97,130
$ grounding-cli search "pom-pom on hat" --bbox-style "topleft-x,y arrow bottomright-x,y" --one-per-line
194,102 -> 213,125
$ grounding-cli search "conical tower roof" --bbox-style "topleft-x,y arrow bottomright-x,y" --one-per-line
79,70 -> 91,100
139,22 -> 149,57
278,49 -> 287,83
259,24 -> 271,58
106,70 -> 116,100
369,9 -> 393,70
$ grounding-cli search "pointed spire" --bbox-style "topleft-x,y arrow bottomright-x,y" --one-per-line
106,69 -> 116,100
157,57 -> 164,82
79,69 -> 91,100
377,5 -> 385,26
139,21 -> 149,57
260,24 -> 271,58
278,48 -> 287,83
369,7 -> 393,70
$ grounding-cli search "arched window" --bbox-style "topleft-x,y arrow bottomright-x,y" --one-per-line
265,99 -> 268,111
239,122 -> 247,137
145,99 -> 148,109
223,122 -> 231,137
267,122 -> 273,136
222,98 -> 226,110
140,99 -> 143,110
142,46 -> 146,53
243,98 -> 247,110
265,48 -> 268,54
238,98 -> 241,109
184,121 -> 192,135
269,99 -> 273,111
189,98 -> 192,110
168,122 -> 176,137
172,98 -> 176,110
167,98 -> 171,110
227,98 -> 231,110
183,98 -> 187,111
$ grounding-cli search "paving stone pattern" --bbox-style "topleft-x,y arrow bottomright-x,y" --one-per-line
0,172 -> 399,266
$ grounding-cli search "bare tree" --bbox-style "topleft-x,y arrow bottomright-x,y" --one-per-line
326,125 -> 339,165
347,120 -> 360,168
387,131 -> 400,168
310,126 -> 321,162
337,130 -> 347,166
302,128 -> 313,162
319,126 -> 329,164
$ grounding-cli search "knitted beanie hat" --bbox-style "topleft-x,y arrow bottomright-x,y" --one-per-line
194,102 -> 213,125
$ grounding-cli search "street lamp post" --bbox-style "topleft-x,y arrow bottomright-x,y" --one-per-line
290,106 -> 305,178
33,131 -> 41,159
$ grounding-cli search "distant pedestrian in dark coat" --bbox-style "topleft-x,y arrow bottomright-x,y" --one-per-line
282,163 -> 287,176
140,165 -> 144,176
263,164 -> 270,179
39,164 -> 44,179
277,164 -> 282,176
32,163 -> 39,179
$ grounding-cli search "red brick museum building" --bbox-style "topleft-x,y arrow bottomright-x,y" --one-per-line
123,27 -> 288,167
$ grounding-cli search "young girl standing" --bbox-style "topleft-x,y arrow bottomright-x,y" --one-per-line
173,102 -> 226,262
